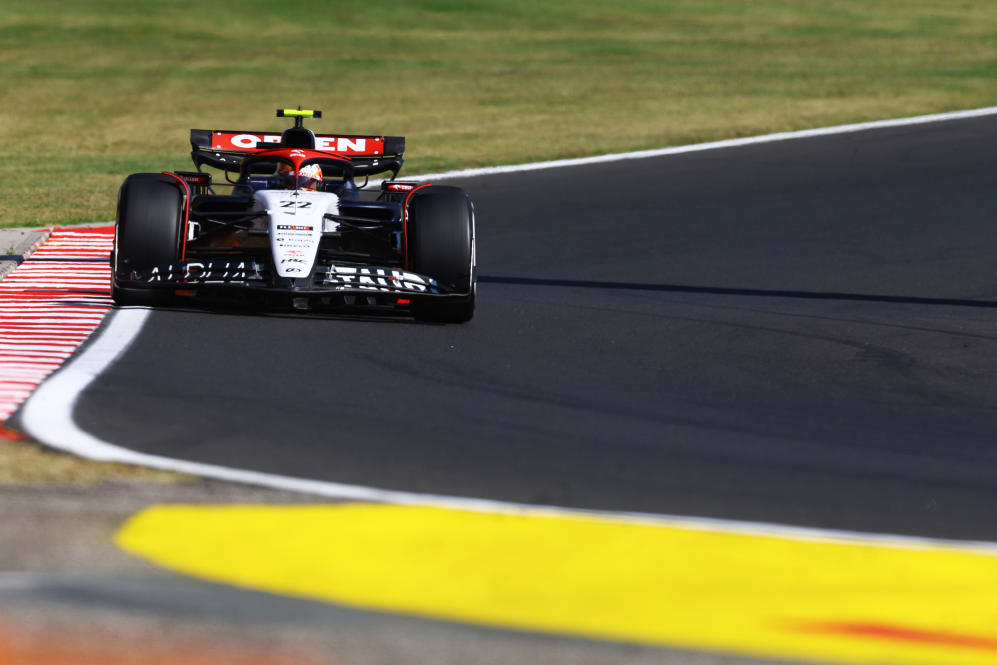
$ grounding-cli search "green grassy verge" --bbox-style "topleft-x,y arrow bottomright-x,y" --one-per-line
1,0 -> 995,227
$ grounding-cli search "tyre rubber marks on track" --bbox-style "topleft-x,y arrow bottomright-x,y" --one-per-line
0,227 -> 114,422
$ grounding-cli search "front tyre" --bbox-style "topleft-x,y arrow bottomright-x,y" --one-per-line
407,186 -> 475,323
111,173 -> 186,307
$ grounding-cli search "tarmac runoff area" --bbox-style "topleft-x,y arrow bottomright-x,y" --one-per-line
7,475 -> 997,665
0,482 -> 798,665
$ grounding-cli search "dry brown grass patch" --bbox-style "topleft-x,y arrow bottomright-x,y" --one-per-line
0,439 -> 192,487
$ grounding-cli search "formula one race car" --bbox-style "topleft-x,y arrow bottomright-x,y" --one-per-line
111,109 -> 475,323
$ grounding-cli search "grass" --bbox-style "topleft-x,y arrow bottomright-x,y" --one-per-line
1,0 -> 995,226
0,438 -> 191,486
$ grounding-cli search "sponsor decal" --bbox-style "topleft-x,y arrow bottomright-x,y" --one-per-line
211,132 -> 384,155
176,172 -> 210,186
216,133 -> 281,149
322,265 -> 440,294
145,261 -> 264,284
279,201 -> 312,209
385,183 -> 415,192
318,136 -> 368,153
276,224 -> 314,231
137,262 -> 442,293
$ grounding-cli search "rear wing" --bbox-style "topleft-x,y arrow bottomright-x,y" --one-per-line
190,129 -> 406,178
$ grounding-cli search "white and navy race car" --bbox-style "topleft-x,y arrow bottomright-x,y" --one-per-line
111,108 -> 475,323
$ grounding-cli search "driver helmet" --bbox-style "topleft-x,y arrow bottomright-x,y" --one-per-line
297,163 -> 323,191
276,162 -> 323,190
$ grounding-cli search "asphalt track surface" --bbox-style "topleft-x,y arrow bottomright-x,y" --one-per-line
42,114 -> 997,541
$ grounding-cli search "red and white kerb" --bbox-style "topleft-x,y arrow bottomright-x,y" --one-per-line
0,227 -> 115,422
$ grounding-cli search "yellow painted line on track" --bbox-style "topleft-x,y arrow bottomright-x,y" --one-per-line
115,503 -> 997,665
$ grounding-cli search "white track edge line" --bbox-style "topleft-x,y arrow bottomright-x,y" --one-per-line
396,105 -> 997,182
19,311 -> 997,555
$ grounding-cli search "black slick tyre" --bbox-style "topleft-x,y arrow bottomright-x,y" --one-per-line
112,173 -> 186,307
406,185 -> 475,323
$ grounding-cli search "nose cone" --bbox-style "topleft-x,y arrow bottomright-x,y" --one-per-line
254,190 -> 338,279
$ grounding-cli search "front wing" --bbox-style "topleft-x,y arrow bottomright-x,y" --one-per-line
113,257 -> 468,298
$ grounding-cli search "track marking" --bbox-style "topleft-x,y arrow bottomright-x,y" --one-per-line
17,104 -> 997,550
116,502 -> 997,665
0,227 -> 114,421
19,104 -> 997,551
393,105 -> 997,183
21,306 -> 997,553
15,105 -> 997,664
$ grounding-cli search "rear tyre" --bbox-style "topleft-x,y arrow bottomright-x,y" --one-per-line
112,173 -> 185,307
407,186 -> 475,324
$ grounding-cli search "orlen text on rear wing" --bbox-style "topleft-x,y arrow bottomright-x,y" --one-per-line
189,129 -> 406,178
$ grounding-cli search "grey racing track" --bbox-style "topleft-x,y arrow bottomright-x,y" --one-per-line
39,114 -> 997,541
